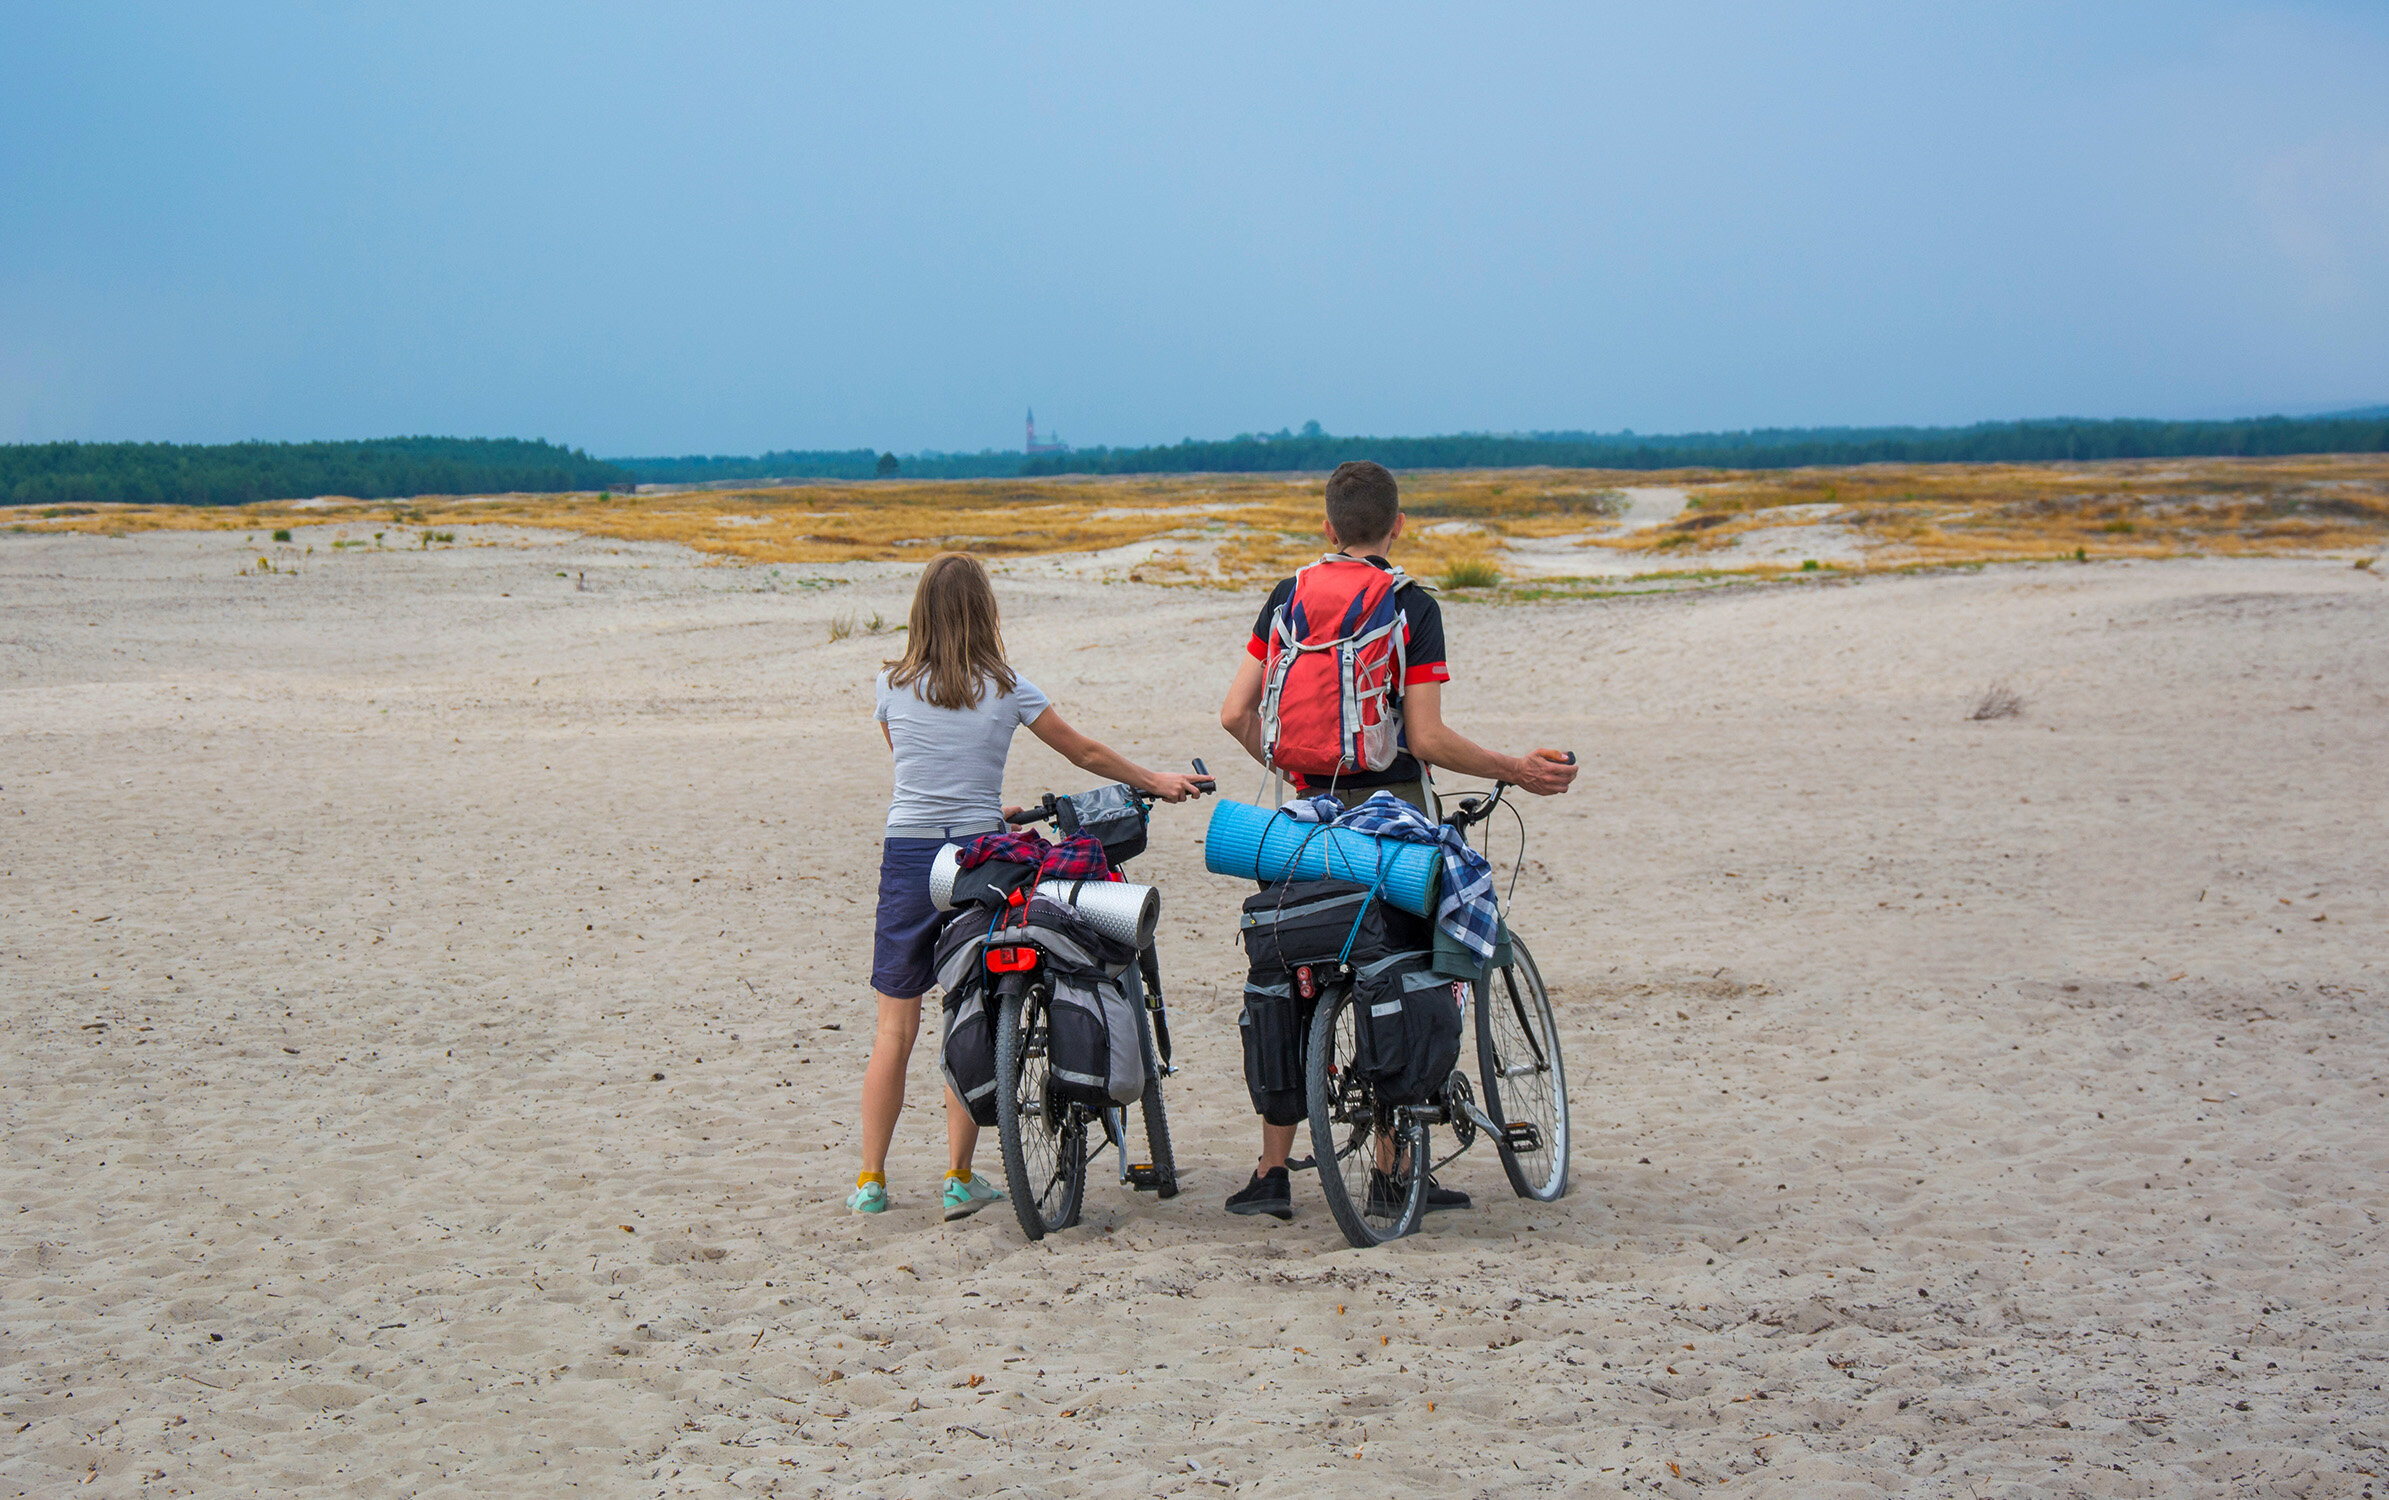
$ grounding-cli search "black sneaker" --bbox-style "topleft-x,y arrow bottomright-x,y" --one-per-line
1367,1169 -> 1410,1217
1423,1175 -> 1471,1213
1226,1167 -> 1292,1220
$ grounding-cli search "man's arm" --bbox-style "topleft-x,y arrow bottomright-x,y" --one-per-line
1218,655 -> 1268,765
1401,682 -> 1578,796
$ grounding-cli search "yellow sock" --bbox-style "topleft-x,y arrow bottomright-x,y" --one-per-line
856,1170 -> 885,1189
946,1168 -> 972,1184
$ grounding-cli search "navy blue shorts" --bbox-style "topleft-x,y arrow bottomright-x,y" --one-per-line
870,837 -> 949,999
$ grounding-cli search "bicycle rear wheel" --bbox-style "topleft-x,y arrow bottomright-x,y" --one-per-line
996,986 -> 1086,1238
1475,934 -> 1570,1201
1306,987 -> 1427,1246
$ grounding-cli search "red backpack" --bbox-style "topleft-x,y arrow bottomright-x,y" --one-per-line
1259,555 -> 1415,779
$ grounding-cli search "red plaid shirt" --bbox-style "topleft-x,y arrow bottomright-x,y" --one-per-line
956,830 -> 1113,881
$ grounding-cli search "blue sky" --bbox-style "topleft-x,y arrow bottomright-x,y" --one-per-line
4,2 -> 2385,454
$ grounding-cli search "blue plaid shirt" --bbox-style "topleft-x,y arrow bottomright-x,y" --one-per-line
1285,792 -> 1500,961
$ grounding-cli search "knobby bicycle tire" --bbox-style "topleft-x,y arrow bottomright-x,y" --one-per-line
996,987 -> 1085,1239
1131,965 -> 1178,1198
1475,934 -> 1570,1202
1306,986 -> 1428,1247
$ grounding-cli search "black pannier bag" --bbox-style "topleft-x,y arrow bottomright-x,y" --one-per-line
1009,895 -> 1145,1110
1239,878 -> 1431,974
935,913 -> 1001,1126
1351,949 -> 1465,1105
1238,969 -> 1310,1126
947,857 -> 1037,912
1055,783 -> 1148,867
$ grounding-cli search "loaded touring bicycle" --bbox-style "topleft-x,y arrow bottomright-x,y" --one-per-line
1218,762 -> 1574,1248
931,765 -> 1213,1242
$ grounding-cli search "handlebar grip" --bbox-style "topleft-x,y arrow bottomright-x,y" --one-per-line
1533,748 -> 1577,766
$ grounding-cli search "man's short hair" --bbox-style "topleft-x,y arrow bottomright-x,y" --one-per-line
1325,461 -> 1399,548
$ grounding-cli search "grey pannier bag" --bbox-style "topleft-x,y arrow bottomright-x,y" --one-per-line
1046,967 -> 1146,1108
1009,894 -> 1145,1110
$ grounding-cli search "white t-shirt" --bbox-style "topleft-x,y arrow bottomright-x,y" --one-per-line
874,669 -> 1050,832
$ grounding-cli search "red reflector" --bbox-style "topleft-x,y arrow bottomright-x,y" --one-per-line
985,947 -> 1038,973
1294,965 -> 1315,1000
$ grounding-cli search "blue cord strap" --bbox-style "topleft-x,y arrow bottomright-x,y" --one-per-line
1333,828 -> 1395,967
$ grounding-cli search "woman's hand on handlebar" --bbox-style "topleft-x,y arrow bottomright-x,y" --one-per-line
1139,770 -> 1212,805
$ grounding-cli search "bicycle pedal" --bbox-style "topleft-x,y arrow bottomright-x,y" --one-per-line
1125,1163 -> 1176,1194
1500,1121 -> 1544,1153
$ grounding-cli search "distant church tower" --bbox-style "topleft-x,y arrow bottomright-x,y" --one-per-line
1025,409 -> 1068,456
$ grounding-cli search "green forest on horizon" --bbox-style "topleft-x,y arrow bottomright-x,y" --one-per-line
6,412 -> 2385,507
0,437 -> 628,508
613,411 -> 2389,483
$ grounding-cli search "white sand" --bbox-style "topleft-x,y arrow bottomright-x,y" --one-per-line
4,528 -> 2385,1497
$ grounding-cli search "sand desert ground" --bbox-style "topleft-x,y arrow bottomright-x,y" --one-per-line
3,523 -> 2386,1498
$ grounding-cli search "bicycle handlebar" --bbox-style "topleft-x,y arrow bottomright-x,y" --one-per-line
1005,759 -> 1216,827
1444,750 -> 1574,833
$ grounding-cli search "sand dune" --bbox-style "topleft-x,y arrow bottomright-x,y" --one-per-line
3,527 -> 2383,1497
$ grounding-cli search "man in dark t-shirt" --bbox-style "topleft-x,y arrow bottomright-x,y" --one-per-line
1216,460 -> 1577,1221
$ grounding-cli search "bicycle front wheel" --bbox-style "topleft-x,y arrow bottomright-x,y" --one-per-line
1131,970 -> 1178,1198
996,986 -> 1086,1239
1306,987 -> 1427,1247
1475,934 -> 1570,1201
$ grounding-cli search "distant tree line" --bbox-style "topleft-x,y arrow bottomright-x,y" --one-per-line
17,412 -> 2383,507
613,449 -> 1027,483
1021,412 -> 2389,476
1,437 -> 629,507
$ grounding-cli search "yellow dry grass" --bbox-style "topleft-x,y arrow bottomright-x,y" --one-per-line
7,455 -> 2383,586
1633,454 -> 2389,567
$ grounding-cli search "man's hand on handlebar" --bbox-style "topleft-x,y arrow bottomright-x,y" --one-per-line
1510,747 -> 1579,797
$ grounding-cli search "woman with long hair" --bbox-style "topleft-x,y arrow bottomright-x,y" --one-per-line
854,552 -> 1203,1219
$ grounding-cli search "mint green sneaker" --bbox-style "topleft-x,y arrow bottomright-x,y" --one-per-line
942,1173 -> 1007,1222
847,1181 -> 888,1214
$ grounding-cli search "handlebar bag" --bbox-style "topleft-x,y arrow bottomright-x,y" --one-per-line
935,915 -> 1002,1126
1238,970 -> 1311,1126
1352,949 -> 1465,1106
1056,783 -> 1148,867
1239,878 -> 1432,974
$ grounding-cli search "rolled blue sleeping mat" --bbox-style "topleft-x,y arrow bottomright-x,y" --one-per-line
1203,798 -> 1441,918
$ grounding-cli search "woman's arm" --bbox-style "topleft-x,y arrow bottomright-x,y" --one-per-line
1025,707 -> 1206,802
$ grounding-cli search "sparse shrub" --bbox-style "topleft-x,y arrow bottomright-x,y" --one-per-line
272,528 -> 292,542
1800,559 -> 1819,571
828,611 -> 856,642
1439,557 -> 1501,589
864,612 -> 887,634
2101,519 -> 2135,534
1970,681 -> 2024,721
2074,546 -> 2088,562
